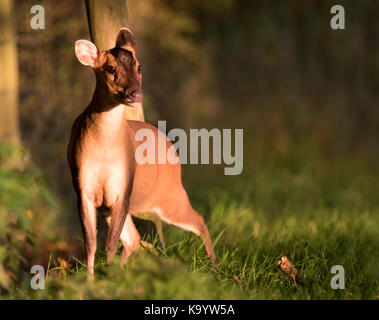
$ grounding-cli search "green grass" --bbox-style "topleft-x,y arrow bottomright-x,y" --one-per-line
1,142 -> 378,299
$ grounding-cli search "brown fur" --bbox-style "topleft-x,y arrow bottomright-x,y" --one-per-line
68,29 -> 216,277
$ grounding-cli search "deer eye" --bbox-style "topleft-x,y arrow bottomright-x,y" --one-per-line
138,65 -> 143,73
105,65 -> 116,74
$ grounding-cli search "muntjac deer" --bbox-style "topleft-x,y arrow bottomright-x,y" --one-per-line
67,28 -> 216,277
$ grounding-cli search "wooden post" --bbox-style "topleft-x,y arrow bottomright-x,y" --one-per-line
84,0 -> 144,121
84,0 -> 164,249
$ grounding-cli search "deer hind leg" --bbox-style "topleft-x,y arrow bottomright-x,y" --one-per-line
105,214 -> 141,265
151,205 -> 216,264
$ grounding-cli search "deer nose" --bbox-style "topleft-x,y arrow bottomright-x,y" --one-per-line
129,89 -> 143,102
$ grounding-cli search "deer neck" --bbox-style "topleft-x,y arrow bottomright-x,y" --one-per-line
86,85 -> 128,141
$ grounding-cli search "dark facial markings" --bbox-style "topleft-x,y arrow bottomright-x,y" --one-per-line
105,65 -> 115,74
107,48 -> 139,79
104,47 -> 142,103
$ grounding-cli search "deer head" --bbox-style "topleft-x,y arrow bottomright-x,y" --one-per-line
75,28 -> 143,107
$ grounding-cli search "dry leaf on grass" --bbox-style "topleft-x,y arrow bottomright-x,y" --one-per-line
277,255 -> 300,282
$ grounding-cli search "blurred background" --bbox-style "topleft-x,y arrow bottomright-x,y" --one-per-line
0,0 -> 378,296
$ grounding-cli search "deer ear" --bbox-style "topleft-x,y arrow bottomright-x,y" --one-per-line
75,40 -> 98,67
115,28 -> 135,48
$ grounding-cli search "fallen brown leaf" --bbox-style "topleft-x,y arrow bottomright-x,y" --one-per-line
277,255 -> 300,282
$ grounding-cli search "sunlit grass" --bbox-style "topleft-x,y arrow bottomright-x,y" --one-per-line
1,142 -> 378,299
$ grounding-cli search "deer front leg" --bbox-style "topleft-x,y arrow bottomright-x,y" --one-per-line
106,198 -> 129,265
78,195 -> 97,279
105,214 -> 141,265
